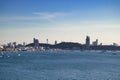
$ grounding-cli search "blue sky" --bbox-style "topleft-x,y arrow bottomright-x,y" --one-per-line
0,0 -> 120,45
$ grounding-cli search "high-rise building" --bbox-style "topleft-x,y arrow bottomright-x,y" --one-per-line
86,36 -> 90,49
7,42 -> 13,48
92,39 -> 98,46
55,40 -> 57,45
23,42 -> 26,46
13,42 -> 17,48
0,44 -> 3,51
0,43 -> 1,48
33,38 -> 39,49
46,39 -> 48,44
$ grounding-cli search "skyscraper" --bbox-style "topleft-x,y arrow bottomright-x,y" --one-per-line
86,36 -> 90,49
33,38 -> 39,49
46,39 -> 48,44
55,40 -> 57,45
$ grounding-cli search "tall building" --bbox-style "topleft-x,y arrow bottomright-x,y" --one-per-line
55,40 -> 57,45
46,39 -> 48,44
33,38 -> 39,49
86,36 -> 90,49
13,42 -> 17,48
23,42 -> 26,46
0,43 -> 1,48
92,39 -> 98,46
0,44 -> 3,51
7,42 -> 13,48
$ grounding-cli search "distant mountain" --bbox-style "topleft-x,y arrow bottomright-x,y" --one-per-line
26,42 -> 82,50
53,42 -> 82,50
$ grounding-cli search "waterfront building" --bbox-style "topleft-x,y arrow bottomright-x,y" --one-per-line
100,43 -> 102,46
33,38 -> 39,49
23,42 -> 26,46
13,42 -> 17,48
113,43 -> 118,46
0,44 -> 3,51
86,36 -> 90,49
55,40 -> 57,45
92,39 -> 98,46
46,39 -> 48,44
7,42 -> 13,48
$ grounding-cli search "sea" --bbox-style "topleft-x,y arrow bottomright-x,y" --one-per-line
0,50 -> 120,80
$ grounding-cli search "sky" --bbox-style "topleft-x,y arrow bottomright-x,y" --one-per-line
0,0 -> 120,45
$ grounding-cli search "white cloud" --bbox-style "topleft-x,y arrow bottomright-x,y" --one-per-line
33,12 -> 66,20
0,12 -> 66,22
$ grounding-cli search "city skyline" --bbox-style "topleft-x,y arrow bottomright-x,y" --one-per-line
0,0 -> 120,45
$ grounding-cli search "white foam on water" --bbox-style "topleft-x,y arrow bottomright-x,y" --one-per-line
18,54 -> 21,56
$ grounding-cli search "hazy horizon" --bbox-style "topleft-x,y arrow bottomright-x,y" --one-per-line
0,0 -> 120,45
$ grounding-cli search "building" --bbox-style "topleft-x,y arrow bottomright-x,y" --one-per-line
113,43 -> 118,46
86,36 -> 90,49
46,39 -> 48,44
23,42 -> 26,46
100,43 -> 102,46
13,42 -> 17,48
33,38 -> 39,49
55,40 -> 57,45
92,39 -> 98,46
0,44 -> 3,51
7,42 -> 13,48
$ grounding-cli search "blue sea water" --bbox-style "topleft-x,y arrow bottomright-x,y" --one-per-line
0,50 -> 120,80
